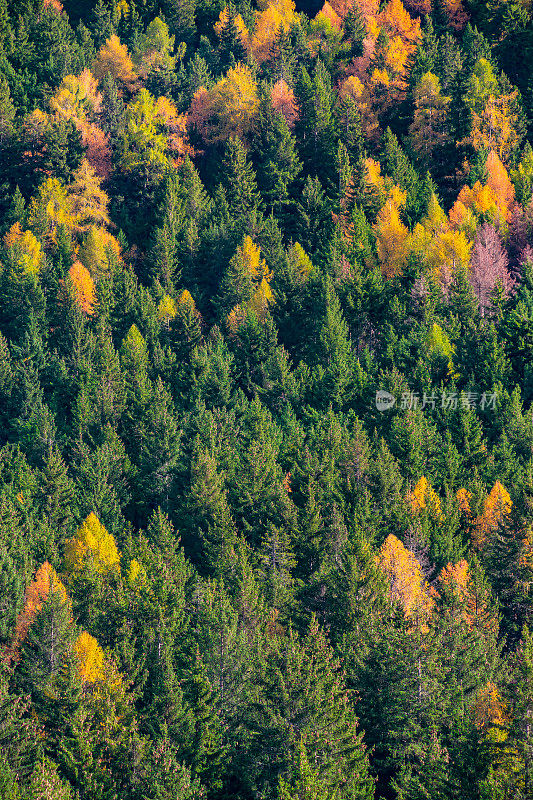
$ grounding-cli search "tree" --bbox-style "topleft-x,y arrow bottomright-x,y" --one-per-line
469,223 -> 513,316
188,63 -> 259,145
92,34 -> 137,91
408,72 -> 450,170
64,512 -> 121,576
376,534 -> 435,622
68,261 -> 96,315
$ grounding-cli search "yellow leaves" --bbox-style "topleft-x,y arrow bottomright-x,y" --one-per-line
409,475 -> 443,520
74,630 -> 105,684
456,487 -> 472,515
157,293 -> 177,325
68,159 -> 110,232
371,68 -> 390,87
240,235 -> 274,317
377,534 -> 435,621
378,0 -> 421,47
374,195 -> 410,278
64,512 -> 121,576
473,683 -> 508,740
215,5 -> 250,48
385,36 -> 409,75
50,70 -> 102,123
69,261 -> 97,315
92,35 -> 137,92
473,481 -> 512,549
127,559 -> 147,587
3,223 -> 43,276
188,64 -> 259,145
28,177 -> 74,243
251,0 -> 296,63
241,235 -> 271,283
74,630 -> 124,700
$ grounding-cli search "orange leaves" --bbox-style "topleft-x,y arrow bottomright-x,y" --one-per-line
69,261 -> 96,315
189,64 -> 259,145
92,35 -> 138,92
377,534 -> 435,621
7,562 -> 70,662
271,79 -> 298,129
317,1 -> 343,30
473,481 -> 512,549
486,150 -> 516,216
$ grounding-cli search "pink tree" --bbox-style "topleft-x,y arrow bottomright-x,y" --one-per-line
469,223 -> 514,316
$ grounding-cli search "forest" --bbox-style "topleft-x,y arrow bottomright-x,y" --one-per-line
0,0 -> 533,796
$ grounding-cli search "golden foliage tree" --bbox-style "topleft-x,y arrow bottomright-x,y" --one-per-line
251,0 -> 296,63
3,223 -> 43,276
64,512 -> 121,576
188,63 -> 259,145
92,35 -> 138,92
69,261 -> 97,315
68,160 -> 110,232
374,189 -> 410,277
409,475 -> 443,520
473,481 -> 512,549
377,534 -> 435,621
73,630 -> 105,684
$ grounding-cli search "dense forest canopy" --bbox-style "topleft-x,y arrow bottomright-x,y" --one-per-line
1,0 -> 533,797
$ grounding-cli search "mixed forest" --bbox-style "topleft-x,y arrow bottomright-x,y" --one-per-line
1,0 -> 533,797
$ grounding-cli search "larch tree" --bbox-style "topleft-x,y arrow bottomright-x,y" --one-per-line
92,34 -> 138,92
408,72 -> 450,169
64,512 -> 121,577
469,223 -> 513,316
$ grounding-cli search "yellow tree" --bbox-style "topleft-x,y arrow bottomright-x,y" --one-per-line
251,0 -> 296,63
374,189 -> 411,278
64,512 -> 121,576
92,35 -> 138,92
474,481 -> 512,549
68,160 -> 110,232
188,63 -> 259,145
3,223 -> 43,276
27,177 -> 75,243
377,534 -> 435,621
409,475 -> 443,520
465,59 -> 520,163
73,630 -> 105,684
157,293 -> 177,328
69,261 -> 97,315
